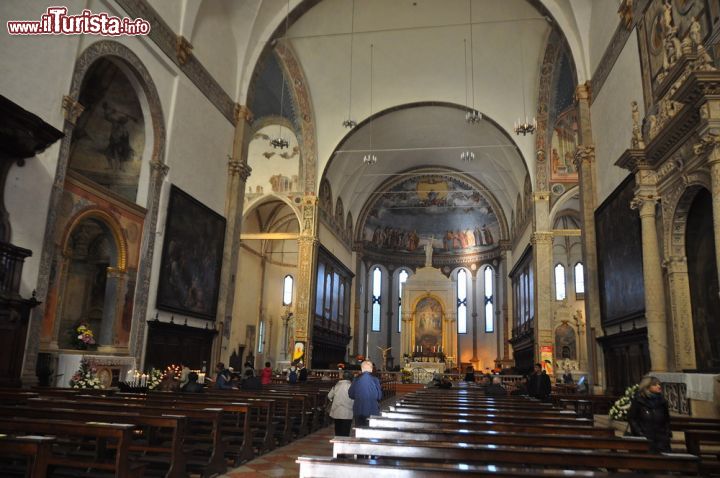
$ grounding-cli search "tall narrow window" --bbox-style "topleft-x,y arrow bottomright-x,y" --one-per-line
574,262 -> 585,295
484,267 -> 494,332
371,267 -> 381,332
283,275 -> 293,305
457,269 -> 468,334
555,264 -> 566,301
315,263 -> 325,316
258,320 -> 265,353
398,270 -> 408,333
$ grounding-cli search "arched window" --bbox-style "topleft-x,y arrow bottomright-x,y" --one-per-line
484,266 -> 494,333
457,269 -> 468,334
258,320 -> 265,353
371,267 -> 382,332
398,269 -> 409,333
555,264 -> 566,301
283,275 -> 293,305
574,262 -> 585,296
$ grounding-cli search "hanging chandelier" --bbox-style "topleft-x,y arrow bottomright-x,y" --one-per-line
460,150 -> 475,162
465,0 -> 482,124
363,43 -> 377,166
461,39 -> 476,161
271,0 -> 291,149
514,35 -> 536,136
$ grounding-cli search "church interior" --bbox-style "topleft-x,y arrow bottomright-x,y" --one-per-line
1,0 -> 720,476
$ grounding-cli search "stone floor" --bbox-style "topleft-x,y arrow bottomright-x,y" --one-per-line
219,425 -> 335,478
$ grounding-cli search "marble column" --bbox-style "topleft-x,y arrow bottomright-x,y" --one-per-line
470,270 -> 479,364
502,247 -> 512,363
630,193 -> 668,372
664,256 -> 696,370
573,145 -> 604,388
217,105 -> 253,363
293,196 -> 319,364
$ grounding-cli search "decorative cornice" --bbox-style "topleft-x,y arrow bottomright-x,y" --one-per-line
61,95 -> 84,125
590,0 -> 651,105
228,158 -> 251,180
114,0 -> 236,125
532,191 -> 550,202
693,131 -> 720,159
615,148 -> 646,173
530,231 -> 554,245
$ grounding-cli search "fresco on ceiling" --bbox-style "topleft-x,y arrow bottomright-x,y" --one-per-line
246,124 -> 301,205
362,174 -> 500,255
69,58 -> 145,202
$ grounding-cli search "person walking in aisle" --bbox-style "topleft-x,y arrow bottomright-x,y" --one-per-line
348,360 -> 382,428
327,371 -> 354,436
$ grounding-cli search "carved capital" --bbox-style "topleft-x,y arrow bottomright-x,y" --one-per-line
149,159 -> 169,178
228,158 -> 251,180
234,104 -> 253,124
572,144 -> 595,170
176,36 -> 193,66
530,231 -> 554,245
574,82 -> 592,103
630,193 -> 660,217
498,239 -> 512,252
532,191 -> 550,202
663,255 -> 688,273
62,95 -> 84,125
693,131 -> 720,159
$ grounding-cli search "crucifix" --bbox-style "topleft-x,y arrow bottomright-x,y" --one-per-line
376,346 -> 392,372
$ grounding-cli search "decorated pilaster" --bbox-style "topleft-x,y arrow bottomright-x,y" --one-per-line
693,134 -> 720,292
216,104 -> 252,363
352,248 -> 363,356
664,256 -> 696,370
630,184 -> 669,372
294,195 -> 319,364
501,246 -> 513,364
470,270 -> 479,364
531,182 -> 553,366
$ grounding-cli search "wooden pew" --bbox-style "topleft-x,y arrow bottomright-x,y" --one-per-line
0,405 -> 187,478
331,437 -> 700,474
0,417 -> 145,478
388,405 -> 579,420
355,427 -> 651,452
368,416 -> 616,437
296,456 -> 676,478
381,410 -> 594,427
684,430 -> 720,476
0,435 -> 55,478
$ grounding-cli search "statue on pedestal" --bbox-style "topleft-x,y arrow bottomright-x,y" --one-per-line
424,236 -> 434,267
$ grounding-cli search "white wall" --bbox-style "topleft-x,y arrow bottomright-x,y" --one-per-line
591,33 -> 643,204
318,222 -> 352,269
588,0 -> 622,75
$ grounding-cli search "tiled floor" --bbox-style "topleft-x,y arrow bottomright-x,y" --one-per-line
219,425 -> 335,478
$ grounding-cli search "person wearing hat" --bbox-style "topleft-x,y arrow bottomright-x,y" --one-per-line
327,371 -> 354,436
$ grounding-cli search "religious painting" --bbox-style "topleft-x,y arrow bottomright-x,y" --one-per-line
362,174 -> 500,256
292,341 -> 306,363
69,58 -> 145,202
156,185 -> 226,320
549,108 -> 579,182
414,297 -> 442,353
541,346 -> 554,375
246,124 -> 301,206
554,323 -> 577,360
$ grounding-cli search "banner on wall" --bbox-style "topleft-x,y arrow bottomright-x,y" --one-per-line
541,345 -> 554,375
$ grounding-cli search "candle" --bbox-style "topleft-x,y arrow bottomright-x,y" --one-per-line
198,372 -> 206,384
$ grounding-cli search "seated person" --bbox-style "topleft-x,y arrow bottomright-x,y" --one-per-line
215,362 -> 236,390
463,366 -> 476,383
562,369 -> 574,384
510,376 -> 529,395
181,372 -> 204,393
485,375 -> 507,396
241,368 -> 261,390
429,373 -> 452,389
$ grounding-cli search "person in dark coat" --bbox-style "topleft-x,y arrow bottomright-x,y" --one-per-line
214,362 -> 236,390
528,363 -> 551,400
181,372 -> 204,393
628,376 -> 672,453
241,369 -> 262,390
348,360 -> 383,428
485,376 -> 507,396
463,366 -> 476,383
298,362 -> 308,382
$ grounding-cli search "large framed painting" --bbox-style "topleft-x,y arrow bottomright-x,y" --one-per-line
156,185 -> 226,320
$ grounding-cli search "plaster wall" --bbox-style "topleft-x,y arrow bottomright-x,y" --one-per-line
318,222 -> 352,269
588,0 -> 622,75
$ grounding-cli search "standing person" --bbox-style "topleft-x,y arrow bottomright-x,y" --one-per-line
463,366 -> 476,383
260,361 -> 273,385
287,364 -> 298,384
528,363 -> 551,400
328,371 -> 354,436
348,360 -> 383,428
485,376 -> 507,396
628,376 -> 672,453
179,362 -> 191,388
298,362 -> 308,382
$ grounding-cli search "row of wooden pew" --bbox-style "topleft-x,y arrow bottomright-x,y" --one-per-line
0,380 -> 339,477
297,387 -> 706,477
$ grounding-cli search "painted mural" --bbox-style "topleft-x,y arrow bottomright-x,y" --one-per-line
246,124 -> 301,205
69,58 -> 145,202
362,174 -> 500,255
550,108 -> 579,182
414,297 -> 443,353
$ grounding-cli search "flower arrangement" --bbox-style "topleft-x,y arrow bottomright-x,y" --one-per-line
401,366 -> 414,384
337,363 -> 345,370
71,322 -> 96,349
69,358 -> 103,389
147,369 -> 164,390
609,383 -> 639,421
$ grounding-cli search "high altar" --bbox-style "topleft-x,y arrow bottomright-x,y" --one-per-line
401,244 -> 456,375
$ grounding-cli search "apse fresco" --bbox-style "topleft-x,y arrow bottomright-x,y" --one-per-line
362,174 -> 500,255
415,297 -> 442,353
246,124 -> 301,205
550,108 -> 579,182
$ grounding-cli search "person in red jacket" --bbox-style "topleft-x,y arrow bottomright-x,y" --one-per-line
260,361 -> 273,385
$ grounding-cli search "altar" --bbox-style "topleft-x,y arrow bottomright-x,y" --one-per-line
56,353 -> 136,388
407,361 -> 445,383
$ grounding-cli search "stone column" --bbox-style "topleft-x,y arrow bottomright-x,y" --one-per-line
531,191 -> 553,365
293,195 -> 319,364
708,155 -> 720,291
630,193 -> 668,372
217,105 -> 253,363
664,256 -> 696,370
573,145 -> 604,388
352,249 -> 363,356
470,270 -> 479,364
494,263 -> 502,365
98,267 -> 126,348
502,247 -> 512,363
